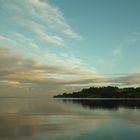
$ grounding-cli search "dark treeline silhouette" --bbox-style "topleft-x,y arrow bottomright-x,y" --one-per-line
61,99 -> 140,110
54,86 -> 140,98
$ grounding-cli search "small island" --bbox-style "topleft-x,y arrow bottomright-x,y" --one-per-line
54,86 -> 140,98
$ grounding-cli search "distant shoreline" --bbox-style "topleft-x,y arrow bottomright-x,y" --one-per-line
54,86 -> 140,99
54,98 -> 140,100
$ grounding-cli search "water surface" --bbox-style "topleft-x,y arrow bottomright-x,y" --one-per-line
0,98 -> 140,140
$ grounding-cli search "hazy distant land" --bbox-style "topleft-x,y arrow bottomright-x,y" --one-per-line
54,86 -> 140,98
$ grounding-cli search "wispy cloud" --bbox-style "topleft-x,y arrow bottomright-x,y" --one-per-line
112,47 -> 122,58
1,0 -> 81,47
133,31 -> 140,36
0,35 -> 16,45
9,32 -> 39,49
126,31 -> 140,43
27,0 -> 81,39
19,20 -> 66,46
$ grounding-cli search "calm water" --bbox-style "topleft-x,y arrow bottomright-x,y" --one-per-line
0,98 -> 140,140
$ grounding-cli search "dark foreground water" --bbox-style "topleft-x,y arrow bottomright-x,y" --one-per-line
0,98 -> 140,140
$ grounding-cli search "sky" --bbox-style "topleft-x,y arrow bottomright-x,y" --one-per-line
0,0 -> 140,97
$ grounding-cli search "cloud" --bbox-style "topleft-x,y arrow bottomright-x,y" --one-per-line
1,0 -> 81,47
0,45 -> 140,97
0,46 -> 102,96
126,31 -> 140,43
133,32 -> 140,36
9,32 -> 39,49
0,35 -> 16,45
27,0 -> 81,39
0,33 -> 39,57
19,20 -> 66,46
112,47 -> 122,58
110,73 -> 140,85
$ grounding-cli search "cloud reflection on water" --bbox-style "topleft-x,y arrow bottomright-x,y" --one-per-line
0,98 -> 140,140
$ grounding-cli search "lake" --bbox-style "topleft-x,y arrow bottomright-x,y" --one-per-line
0,98 -> 140,140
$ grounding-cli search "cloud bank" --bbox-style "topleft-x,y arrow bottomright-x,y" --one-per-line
0,46 -> 101,96
0,46 -> 140,97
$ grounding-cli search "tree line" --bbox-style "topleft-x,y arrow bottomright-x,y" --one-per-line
54,86 -> 140,98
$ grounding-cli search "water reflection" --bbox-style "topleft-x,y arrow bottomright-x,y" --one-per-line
0,98 -> 140,140
61,99 -> 140,110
